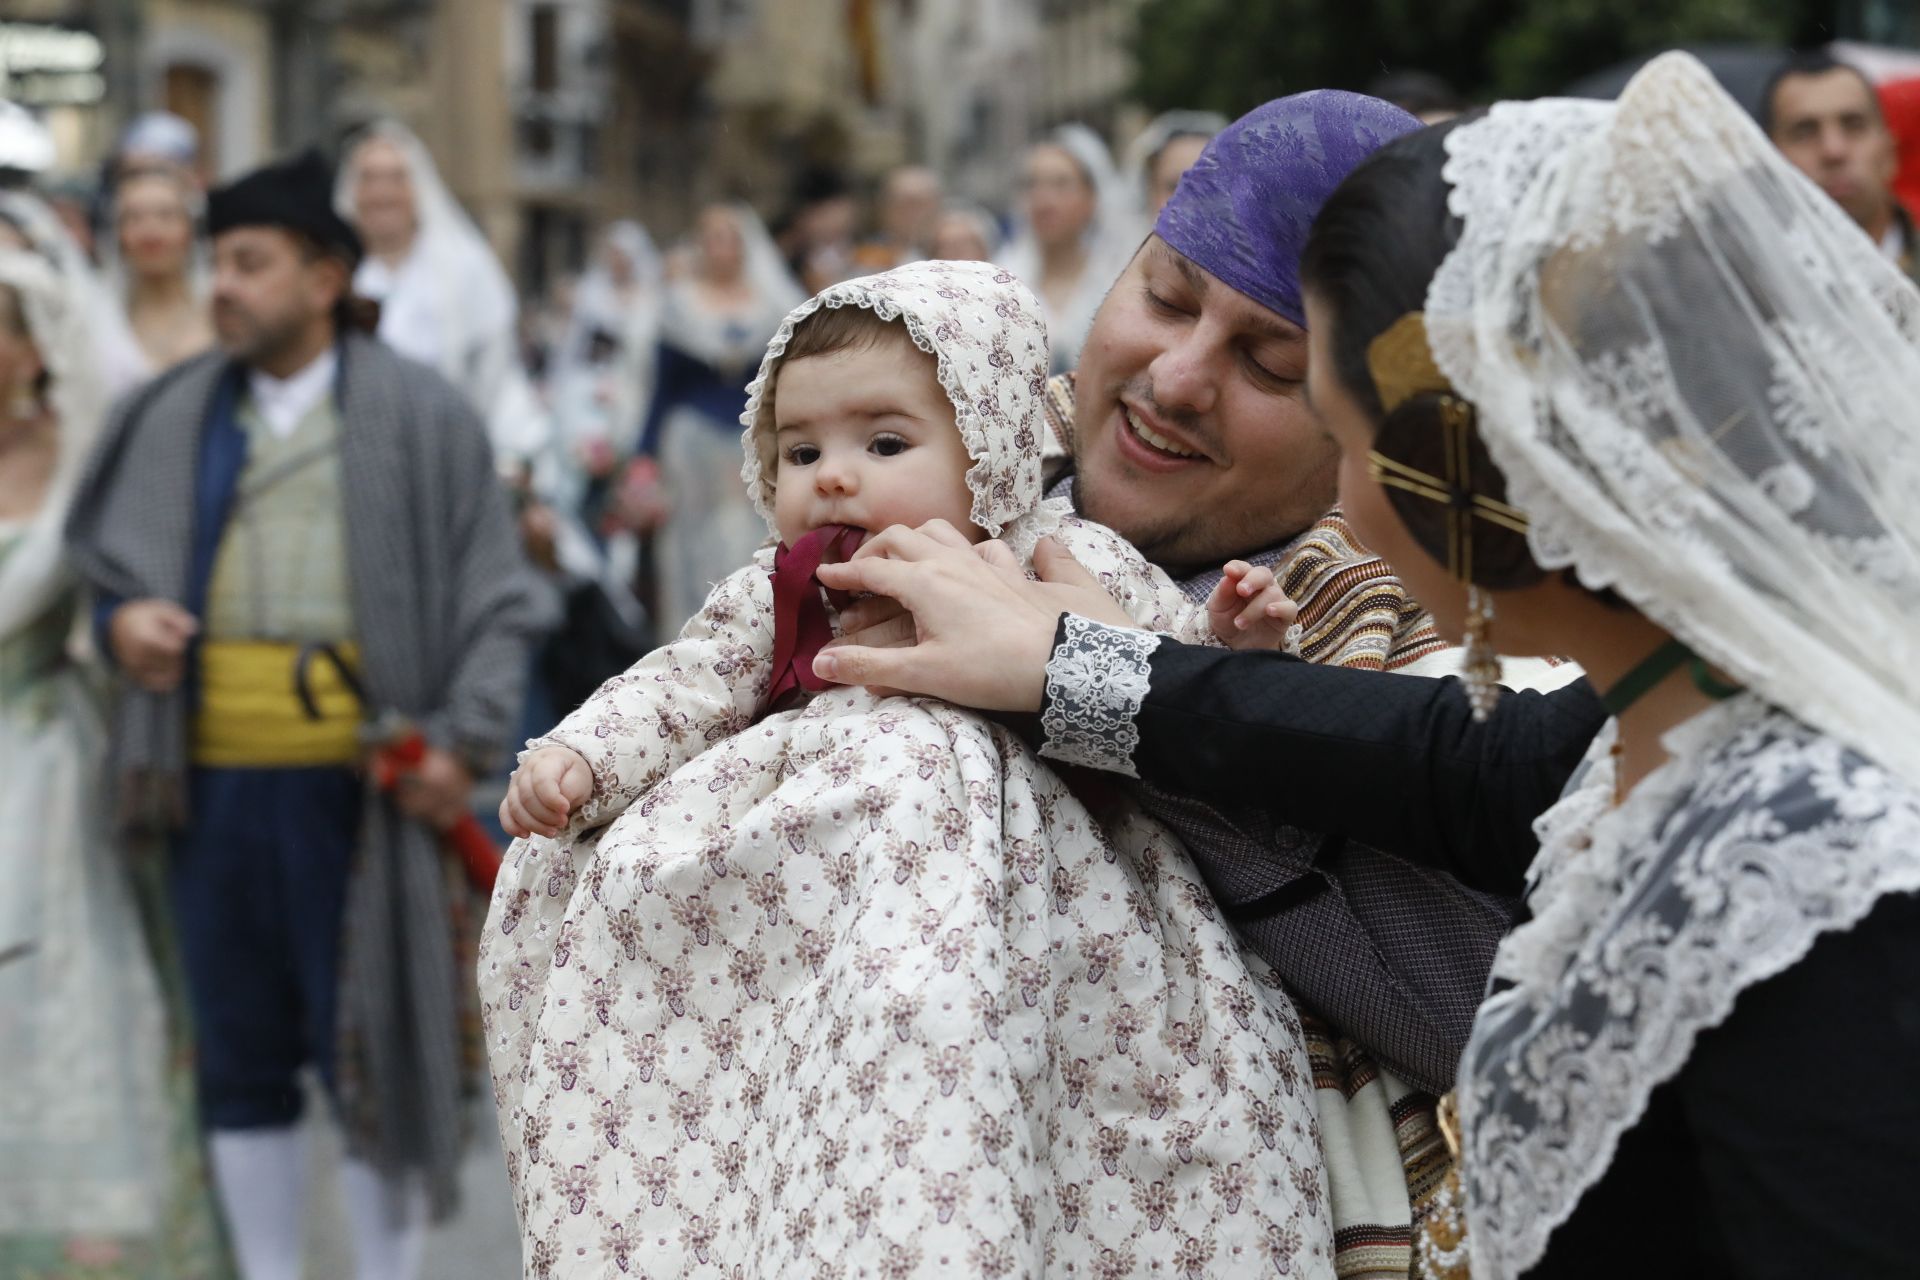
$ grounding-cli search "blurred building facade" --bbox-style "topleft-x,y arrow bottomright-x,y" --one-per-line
701,0 -> 1144,213
5,0 -> 1148,287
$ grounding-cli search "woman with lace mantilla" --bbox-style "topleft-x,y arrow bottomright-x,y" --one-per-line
817,55 -> 1920,1276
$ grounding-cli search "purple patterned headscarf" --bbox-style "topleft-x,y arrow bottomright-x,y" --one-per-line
1154,91 -> 1420,328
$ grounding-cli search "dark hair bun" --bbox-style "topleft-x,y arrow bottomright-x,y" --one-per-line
1371,391 -> 1544,591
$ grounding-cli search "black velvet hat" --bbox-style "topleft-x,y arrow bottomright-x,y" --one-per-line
206,148 -> 363,264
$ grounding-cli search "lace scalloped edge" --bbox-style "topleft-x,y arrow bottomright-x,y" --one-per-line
1463,708 -> 1920,1274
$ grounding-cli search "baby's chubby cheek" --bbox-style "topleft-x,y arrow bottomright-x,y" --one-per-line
868,476 -> 986,542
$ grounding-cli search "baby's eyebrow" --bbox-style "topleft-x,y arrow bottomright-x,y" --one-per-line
779,405 -> 929,431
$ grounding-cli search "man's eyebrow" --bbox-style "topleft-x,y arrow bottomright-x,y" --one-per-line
1246,311 -> 1307,345
1165,247 -> 1211,296
1156,240 -> 1305,345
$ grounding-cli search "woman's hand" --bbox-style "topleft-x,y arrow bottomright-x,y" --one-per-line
501,745 -> 594,839
813,522 -> 1128,712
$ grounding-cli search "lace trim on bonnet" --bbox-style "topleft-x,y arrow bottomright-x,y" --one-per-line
739,259 -> 1049,538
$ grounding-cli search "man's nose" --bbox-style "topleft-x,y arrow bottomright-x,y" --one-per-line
1148,324 -> 1223,417
1818,122 -> 1852,164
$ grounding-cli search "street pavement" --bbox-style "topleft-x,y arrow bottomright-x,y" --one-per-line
303,785 -> 523,1277
299,1085 -> 521,1277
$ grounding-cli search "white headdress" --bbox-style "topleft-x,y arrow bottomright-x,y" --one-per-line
0,101 -> 54,174
335,121 -> 548,461
1425,53 -> 1920,1276
999,124 -> 1141,370
0,193 -> 110,636
1428,51 -> 1920,789
334,120 -> 517,339
571,221 -> 664,337
1121,109 -> 1228,218
739,258 -> 1049,538
718,201 -> 805,316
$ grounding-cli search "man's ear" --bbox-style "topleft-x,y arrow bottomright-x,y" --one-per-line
313,252 -> 354,312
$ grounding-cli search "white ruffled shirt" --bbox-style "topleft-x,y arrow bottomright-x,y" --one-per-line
247,347 -> 337,439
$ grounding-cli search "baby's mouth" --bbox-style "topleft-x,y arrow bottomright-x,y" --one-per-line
799,524 -> 870,610
813,523 -> 869,565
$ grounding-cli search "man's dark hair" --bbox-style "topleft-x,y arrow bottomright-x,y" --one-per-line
1366,70 -> 1462,120
1761,50 -> 1882,136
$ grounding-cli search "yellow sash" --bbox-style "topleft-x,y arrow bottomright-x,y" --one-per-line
192,640 -> 363,768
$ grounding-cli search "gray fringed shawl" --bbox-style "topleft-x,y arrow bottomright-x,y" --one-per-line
65,332 -> 556,1217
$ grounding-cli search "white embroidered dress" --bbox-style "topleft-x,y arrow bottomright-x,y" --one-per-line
479,261 -> 1335,1278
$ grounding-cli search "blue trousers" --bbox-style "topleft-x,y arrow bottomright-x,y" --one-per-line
169,766 -> 361,1130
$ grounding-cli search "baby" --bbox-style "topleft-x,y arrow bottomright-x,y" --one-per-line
478,261 -> 1416,1277
504,294 -> 1294,839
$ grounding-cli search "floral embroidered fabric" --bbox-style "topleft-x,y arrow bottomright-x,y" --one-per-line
479,527 -> 1335,1277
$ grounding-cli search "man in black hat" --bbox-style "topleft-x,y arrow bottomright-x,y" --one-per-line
65,149 -> 553,1280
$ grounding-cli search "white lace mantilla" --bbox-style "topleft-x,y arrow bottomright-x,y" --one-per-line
1457,695 -> 1920,1276
1426,52 -> 1920,795
1039,613 -> 1161,777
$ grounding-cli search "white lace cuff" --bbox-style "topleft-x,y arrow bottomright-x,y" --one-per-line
1039,614 -> 1160,777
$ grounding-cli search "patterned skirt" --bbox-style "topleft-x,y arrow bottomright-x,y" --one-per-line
481,687 -> 1337,1277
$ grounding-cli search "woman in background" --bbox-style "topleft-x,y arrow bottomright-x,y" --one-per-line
339,121 -> 549,469
105,163 -> 213,380
0,194 -> 233,1280
641,203 -> 801,632
1123,108 -> 1226,220
1000,124 -> 1136,374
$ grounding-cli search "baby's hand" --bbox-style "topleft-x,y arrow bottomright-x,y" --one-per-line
501,745 -> 594,839
1207,560 -> 1300,651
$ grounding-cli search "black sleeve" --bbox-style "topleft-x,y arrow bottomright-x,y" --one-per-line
1675,891 -> 1920,1275
1117,630 -> 1605,894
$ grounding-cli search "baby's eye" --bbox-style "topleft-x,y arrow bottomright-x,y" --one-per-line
870,434 -> 909,458
784,444 -> 820,466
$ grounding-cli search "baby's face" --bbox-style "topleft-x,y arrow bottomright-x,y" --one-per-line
771,337 -> 983,547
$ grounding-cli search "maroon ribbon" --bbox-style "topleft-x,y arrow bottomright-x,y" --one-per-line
765,524 -> 866,710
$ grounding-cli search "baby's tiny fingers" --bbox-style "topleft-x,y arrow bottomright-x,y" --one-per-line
536,777 -> 573,815
1238,600 -> 1279,631
503,793 -> 542,839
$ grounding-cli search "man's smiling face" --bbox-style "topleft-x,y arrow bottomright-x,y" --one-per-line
1069,235 -> 1340,574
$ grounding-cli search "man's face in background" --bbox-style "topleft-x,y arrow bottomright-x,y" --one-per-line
1771,68 -> 1900,237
